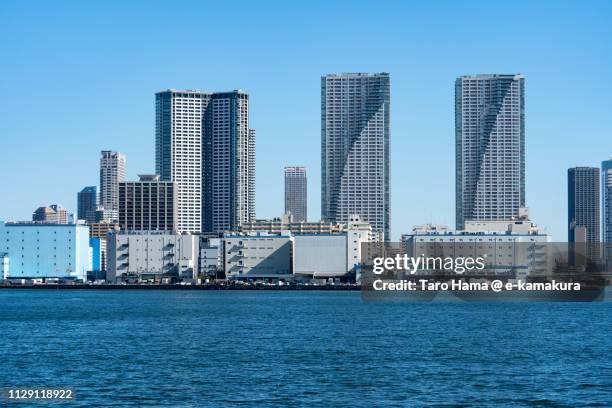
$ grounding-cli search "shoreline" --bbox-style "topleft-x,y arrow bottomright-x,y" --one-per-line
0,283 -> 360,291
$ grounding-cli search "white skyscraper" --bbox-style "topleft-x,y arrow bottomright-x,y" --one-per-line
321,73 -> 390,241
602,159 -> 612,267
206,91 -> 254,232
455,74 -> 525,230
602,160 -> 612,242
156,89 -> 255,233
99,150 -> 126,221
285,166 -> 307,222
156,91 -> 208,233
248,129 -> 256,223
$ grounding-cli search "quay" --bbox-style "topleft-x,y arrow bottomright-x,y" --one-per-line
0,283 -> 361,291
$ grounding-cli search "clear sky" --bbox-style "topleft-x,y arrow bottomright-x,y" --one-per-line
0,0 -> 611,241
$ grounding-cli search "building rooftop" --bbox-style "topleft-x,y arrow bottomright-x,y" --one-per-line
1,221 -> 85,227
457,73 -> 524,80
324,72 -> 389,78
137,174 -> 161,182
157,89 -> 248,96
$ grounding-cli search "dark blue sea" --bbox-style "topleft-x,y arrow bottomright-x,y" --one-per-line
0,290 -> 611,407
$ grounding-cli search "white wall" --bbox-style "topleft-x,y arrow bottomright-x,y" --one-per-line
294,235 -> 347,277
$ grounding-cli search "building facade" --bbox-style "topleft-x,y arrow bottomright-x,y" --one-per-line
32,204 -> 68,224
284,166 -> 307,222
240,212 -> 343,235
155,90 -> 255,234
94,207 -> 118,224
321,73 -> 390,241
88,221 -> 119,275
107,231 -> 200,282
77,186 -> 97,223
293,235 -> 347,278
89,220 -> 120,240
402,220 -> 551,279
199,237 -> 222,278
204,91 -> 255,233
346,214 -> 373,273
118,175 -> 177,232
568,167 -> 600,260
89,237 -> 106,278
156,90 -> 207,233
602,160 -> 612,266
99,150 -> 126,220
248,129 -> 256,224
455,74 -> 525,230
223,233 -> 293,279
233,214 -> 372,280
0,221 -> 90,281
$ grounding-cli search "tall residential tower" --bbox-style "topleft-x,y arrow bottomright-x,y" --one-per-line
285,166 -> 307,222
568,166 -> 600,260
204,92 -> 255,233
99,150 -> 126,221
455,74 -> 525,230
602,159 -> 612,266
156,90 -> 207,233
155,89 -> 255,233
321,73 -> 390,241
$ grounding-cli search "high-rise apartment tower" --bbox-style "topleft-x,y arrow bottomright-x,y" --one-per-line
568,166 -> 600,261
155,90 -> 255,233
455,74 -> 525,230
321,73 -> 390,241
284,166 -> 307,222
99,150 -> 126,221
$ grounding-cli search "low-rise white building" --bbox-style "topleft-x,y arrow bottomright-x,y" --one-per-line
293,215 -> 372,279
293,234 -> 347,278
199,237 -> 222,278
240,212 -> 344,235
223,233 -> 293,280
401,220 -> 552,279
107,231 -> 199,282
346,215 -> 372,274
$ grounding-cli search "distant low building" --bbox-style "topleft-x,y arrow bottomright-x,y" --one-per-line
293,234 -> 347,278
401,219 -> 551,279
240,212 -> 345,235
346,215 -> 373,274
89,221 -> 120,240
32,204 -> 69,224
199,237 -> 222,279
107,231 -> 199,283
293,215 -> 372,280
77,186 -> 98,224
89,237 -> 106,280
0,221 -> 90,281
93,206 -> 118,223
90,238 -> 103,271
410,224 -> 450,235
223,233 -> 293,280
88,221 -> 119,276
229,215 -> 372,281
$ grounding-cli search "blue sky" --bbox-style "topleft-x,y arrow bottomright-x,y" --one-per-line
1,0 -> 611,240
